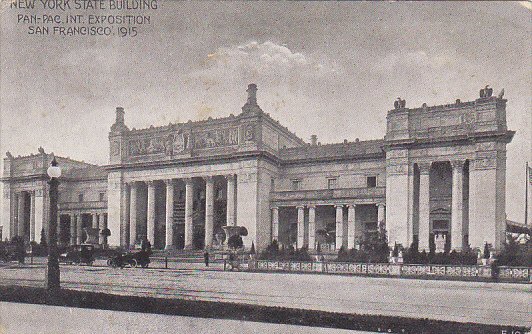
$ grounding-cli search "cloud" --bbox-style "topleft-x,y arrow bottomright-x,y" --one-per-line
190,41 -> 340,86
371,51 -> 434,74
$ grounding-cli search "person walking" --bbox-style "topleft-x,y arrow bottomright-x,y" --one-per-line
204,249 -> 209,267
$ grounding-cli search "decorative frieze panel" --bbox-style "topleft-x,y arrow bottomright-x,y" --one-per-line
128,132 -> 189,157
386,163 -> 408,175
193,127 -> 238,149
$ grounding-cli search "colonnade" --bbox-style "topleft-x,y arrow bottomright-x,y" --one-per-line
10,190 -> 38,242
126,174 -> 237,250
65,212 -> 107,245
271,203 -> 386,250
417,160 -> 466,250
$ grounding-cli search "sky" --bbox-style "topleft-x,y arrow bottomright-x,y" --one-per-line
0,1 -> 530,221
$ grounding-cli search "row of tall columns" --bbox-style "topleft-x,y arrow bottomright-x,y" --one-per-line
67,212 -> 106,245
11,191 -> 38,242
127,174 -> 236,250
272,204 -> 385,251
417,160 -> 465,251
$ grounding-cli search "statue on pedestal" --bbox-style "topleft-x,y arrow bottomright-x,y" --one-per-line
479,85 -> 493,98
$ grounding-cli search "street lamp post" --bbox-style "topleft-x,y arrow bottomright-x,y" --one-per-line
45,157 -> 61,291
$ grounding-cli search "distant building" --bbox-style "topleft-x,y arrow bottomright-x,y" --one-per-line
1,84 -> 514,251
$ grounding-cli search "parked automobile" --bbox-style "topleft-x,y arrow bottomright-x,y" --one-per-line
107,250 -> 150,268
59,244 -> 95,265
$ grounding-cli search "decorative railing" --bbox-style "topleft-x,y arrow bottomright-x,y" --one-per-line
252,260 -> 531,283
272,187 -> 385,202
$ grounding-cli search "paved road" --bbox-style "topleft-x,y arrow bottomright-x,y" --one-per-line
0,263 -> 530,327
0,302 -> 365,334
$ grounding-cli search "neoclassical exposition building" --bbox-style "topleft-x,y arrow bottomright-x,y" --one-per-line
1,84 -> 514,252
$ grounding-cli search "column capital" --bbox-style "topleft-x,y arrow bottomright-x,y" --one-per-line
347,204 -> 357,209
203,175 -> 214,183
307,204 -> 316,209
224,174 -> 235,181
376,202 -> 386,208
183,177 -> 194,185
147,180 -> 156,187
128,181 -> 138,188
334,204 -> 344,208
296,205 -> 305,210
164,179 -> 175,186
450,159 -> 465,170
271,206 -> 279,211
418,162 -> 431,174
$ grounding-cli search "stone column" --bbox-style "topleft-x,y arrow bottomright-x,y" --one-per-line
147,181 -> 156,244
347,204 -> 356,249
92,213 -> 99,229
129,182 -> 138,247
296,205 -> 305,248
377,203 -> 386,225
17,192 -> 25,238
76,213 -> 83,244
335,205 -> 344,250
11,192 -> 18,238
308,205 -> 316,250
418,162 -> 431,251
271,207 -> 279,242
70,214 -> 76,245
30,191 -> 36,242
451,160 -> 465,250
98,213 -> 106,245
165,179 -> 175,250
204,176 -> 214,249
184,178 -> 194,249
226,174 -> 236,227
122,184 -> 130,247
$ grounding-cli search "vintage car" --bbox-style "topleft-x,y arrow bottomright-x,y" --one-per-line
107,250 -> 150,268
59,244 -> 95,265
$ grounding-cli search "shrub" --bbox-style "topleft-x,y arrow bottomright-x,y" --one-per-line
257,241 -> 311,261
494,237 -> 531,267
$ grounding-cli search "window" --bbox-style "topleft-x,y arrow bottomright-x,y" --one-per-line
291,179 -> 301,191
327,178 -> 337,190
78,193 -> 84,202
99,193 -> 105,202
366,176 -> 377,188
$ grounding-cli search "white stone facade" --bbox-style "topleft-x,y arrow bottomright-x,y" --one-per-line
1,85 -> 514,251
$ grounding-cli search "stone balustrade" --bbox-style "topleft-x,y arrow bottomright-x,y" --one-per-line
252,260 -> 531,283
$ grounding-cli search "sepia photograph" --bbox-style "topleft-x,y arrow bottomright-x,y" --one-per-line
0,1 -> 530,333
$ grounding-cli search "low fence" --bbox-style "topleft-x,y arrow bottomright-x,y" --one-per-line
252,260 -> 531,283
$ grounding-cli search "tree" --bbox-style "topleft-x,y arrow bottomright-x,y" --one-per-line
40,228 -> 47,247
483,242 -> 491,260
